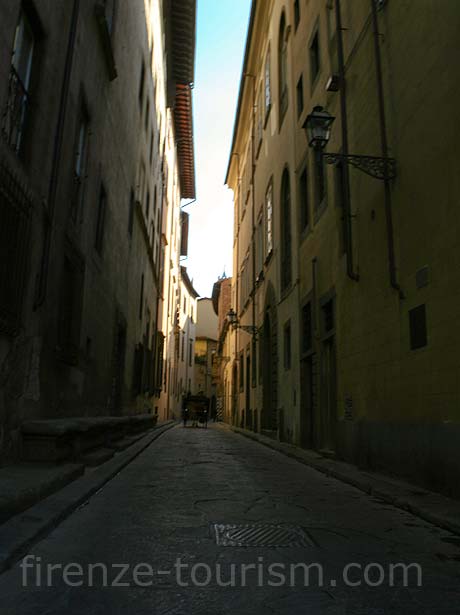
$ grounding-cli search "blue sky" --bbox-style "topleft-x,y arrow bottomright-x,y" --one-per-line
185,0 -> 251,298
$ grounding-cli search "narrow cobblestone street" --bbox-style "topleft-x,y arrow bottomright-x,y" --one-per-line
0,425 -> 459,614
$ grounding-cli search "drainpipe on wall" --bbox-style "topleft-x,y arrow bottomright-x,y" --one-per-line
335,0 -> 359,282
370,0 -> 403,298
34,0 -> 80,307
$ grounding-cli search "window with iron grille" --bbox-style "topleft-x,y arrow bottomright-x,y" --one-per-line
409,305 -> 427,350
0,161 -> 32,336
2,9 -> 35,154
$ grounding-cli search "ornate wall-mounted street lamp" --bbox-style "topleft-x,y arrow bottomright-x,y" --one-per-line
227,308 -> 258,339
303,105 -> 396,180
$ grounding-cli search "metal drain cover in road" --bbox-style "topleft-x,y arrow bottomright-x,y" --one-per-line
213,524 -> 313,547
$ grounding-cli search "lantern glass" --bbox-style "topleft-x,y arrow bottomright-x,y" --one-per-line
227,308 -> 237,325
303,106 -> 335,149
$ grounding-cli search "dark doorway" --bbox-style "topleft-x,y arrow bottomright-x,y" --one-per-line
245,352 -> 251,429
300,356 -> 314,448
262,311 -> 277,432
320,337 -> 336,452
231,362 -> 238,425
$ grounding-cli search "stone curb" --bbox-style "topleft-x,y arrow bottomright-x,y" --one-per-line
225,424 -> 460,537
0,421 -> 176,575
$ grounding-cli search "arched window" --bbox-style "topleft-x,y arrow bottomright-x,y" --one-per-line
280,168 -> 292,291
278,12 -> 288,124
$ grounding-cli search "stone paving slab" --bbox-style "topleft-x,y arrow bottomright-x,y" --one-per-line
0,421 -> 175,574
226,424 -> 460,536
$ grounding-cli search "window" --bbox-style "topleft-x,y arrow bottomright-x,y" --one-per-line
264,48 -> 271,120
265,179 -> 273,257
138,60 -> 145,107
145,189 -> 150,218
280,169 -> 292,291
256,83 -> 263,153
251,338 -> 257,387
322,298 -> 334,335
314,148 -> 326,210
0,162 -> 33,335
294,0 -> 300,30
95,185 -> 107,255
310,30 -> 320,85
71,106 -> 89,222
278,13 -> 288,124
409,305 -> 427,350
188,340 -> 193,367
149,131 -> 154,165
139,273 -> 144,320
302,302 -> 313,353
128,188 -> 135,236
239,352 -> 244,391
255,211 -> 264,278
296,75 -> 304,118
3,9 -> 35,153
138,163 -> 145,205
145,98 -> 150,132
299,166 -> 309,233
284,320 -> 291,370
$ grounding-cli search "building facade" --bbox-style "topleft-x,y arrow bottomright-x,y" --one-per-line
194,297 -> 218,403
0,0 -> 196,463
225,0 -> 460,497
212,275 -> 234,423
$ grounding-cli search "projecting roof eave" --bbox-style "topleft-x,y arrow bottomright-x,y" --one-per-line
174,84 -> 196,199
181,266 -> 200,299
224,0 -> 257,187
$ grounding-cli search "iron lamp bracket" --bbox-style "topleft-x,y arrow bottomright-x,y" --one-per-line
323,152 -> 396,180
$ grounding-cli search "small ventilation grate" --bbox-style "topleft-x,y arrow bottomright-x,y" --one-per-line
213,524 -> 313,548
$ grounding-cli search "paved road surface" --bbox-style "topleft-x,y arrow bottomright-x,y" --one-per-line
0,424 -> 459,614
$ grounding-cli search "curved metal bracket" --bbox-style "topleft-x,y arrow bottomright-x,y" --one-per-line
233,324 -> 258,340
323,152 -> 396,180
